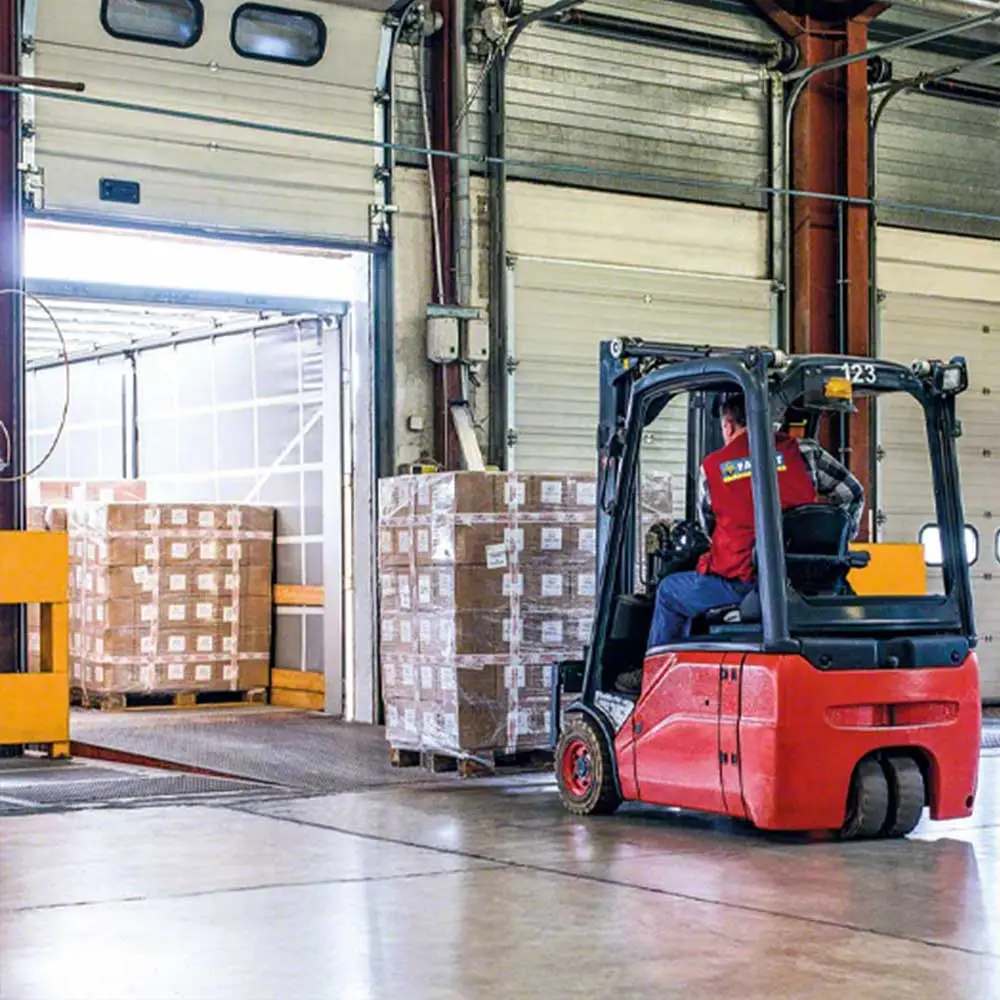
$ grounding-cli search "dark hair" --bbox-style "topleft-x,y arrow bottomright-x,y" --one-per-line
720,393 -> 746,427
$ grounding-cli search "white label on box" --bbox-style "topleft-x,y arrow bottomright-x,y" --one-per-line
578,573 -> 596,597
197,636 -> 214,653
132,566 -> 148,585
227,510 -> 243,529
144,543 -> 156,562
223,664 -> 238,682
387,705 -> 399,728
198,573 -> 217,593
416,529 -> 430,555
543,664 -> 554,689
167,663 -> 185,681
540,527 -> 563,551
383,619 -> 397,642
437,570 -> 454,598
504,528 -> 524,552
541,574 -> 564,598
443,712 -> 458,738
169,574 -> 186,592
422,710 -> 437,734
171,542 -> 189,560
383,662 -> 396,685
95,605 -> 104,623
417,480 -> 431,506
168,604 -> 186,622
199,510 -> 215,528
398,579 -> 412,611
401,662 -> 415,686
197,603 -> 214,621
421,666 -> 434,692
419,619 -> 432,643
380,529 -> 393,554
200,541 -> 218,561
418,575 -> 432,605
397,531 -> 411,555
140,636 -> 154,655
502,573 -> 524,596
399,619 -> 413,644
404,708 -> 417,733
195,663 -> 212,682
504,663 -> 526,689
438,619 -> 453,645
223,636 -> 237,654
541,480 -> 564,505
223,607 -> 236,624
485,544 -> 508,570
502,618 -> 523,643
440,666 -> 457,692
577,617 -> 593,643
382,574 -> 396,596
579,528 -> 597,554
224,574 -> 237,592
144,508 -> 160,526
168,636 -> 186,653
226,543 -> 242,560
94,665 -> 105,683
576,482 -> 597,506
171,508 -> 188,526
542,620 -> 564,644
505,480 -> 526,506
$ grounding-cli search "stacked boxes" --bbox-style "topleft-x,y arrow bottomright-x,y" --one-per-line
66,502 -> 275,698
378,471 -> 599,757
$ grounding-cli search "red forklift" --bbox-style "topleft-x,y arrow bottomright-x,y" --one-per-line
553,339 -> 981,839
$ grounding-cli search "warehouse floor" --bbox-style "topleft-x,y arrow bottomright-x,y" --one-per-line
1,732 -> 998,1000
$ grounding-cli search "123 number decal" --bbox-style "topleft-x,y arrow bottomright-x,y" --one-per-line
842,362 -> 877,385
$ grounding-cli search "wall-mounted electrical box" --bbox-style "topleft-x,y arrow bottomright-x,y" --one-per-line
427,314 -> 459,363
462,319 -> 489,363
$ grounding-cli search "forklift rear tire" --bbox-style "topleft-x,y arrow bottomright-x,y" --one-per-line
840,756 -> 890,840
880,755 -> 926,838
555,715 -> 621,816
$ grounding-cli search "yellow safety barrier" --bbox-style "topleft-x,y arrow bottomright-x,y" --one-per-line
0,531 -> 70,756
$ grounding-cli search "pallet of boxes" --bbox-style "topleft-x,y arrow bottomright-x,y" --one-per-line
64,501 -> 275,710
378,471 -> 598,774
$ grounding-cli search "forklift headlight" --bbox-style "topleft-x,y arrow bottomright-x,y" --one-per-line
939,364 -> 966,394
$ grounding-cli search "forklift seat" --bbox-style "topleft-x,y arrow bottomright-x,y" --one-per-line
782,504 -> 869,596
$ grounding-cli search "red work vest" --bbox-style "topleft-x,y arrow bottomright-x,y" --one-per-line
698,431 -> 817,582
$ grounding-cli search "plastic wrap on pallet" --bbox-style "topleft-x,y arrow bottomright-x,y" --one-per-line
64,501 -> 276,699
378,471 -> 633,759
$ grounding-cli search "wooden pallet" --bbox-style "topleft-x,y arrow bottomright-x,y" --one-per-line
389,744 -> 553,777
72,688 -> 268,712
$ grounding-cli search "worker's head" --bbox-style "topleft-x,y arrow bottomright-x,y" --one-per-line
720,393 -> 747,445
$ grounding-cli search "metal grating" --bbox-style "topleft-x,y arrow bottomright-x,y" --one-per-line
983,721 -> 1000,750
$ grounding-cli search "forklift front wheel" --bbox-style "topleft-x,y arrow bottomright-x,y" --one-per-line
839,756 -> 890,840
555,715 -> 622,816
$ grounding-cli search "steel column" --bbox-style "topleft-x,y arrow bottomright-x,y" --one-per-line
0,0 -> 23,676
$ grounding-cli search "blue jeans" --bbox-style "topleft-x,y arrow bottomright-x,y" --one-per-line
647,571 -> 754,649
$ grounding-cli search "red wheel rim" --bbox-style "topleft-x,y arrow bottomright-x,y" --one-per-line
561,737 -> 593,798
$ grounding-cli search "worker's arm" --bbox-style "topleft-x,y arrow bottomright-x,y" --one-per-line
798,439 -> 865,538
697,467 -> 715,534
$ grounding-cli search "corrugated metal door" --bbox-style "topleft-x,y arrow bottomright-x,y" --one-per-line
876,227 -> 1000,700
394,0 -> 772,209
30,0 -> 379,241
507,183 -> 773,478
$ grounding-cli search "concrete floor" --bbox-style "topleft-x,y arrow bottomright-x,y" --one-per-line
1,753 -> 997,1000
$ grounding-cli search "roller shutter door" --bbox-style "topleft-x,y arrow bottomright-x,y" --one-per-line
877,228 -> 1000,700
507,183 -> 773,487
30,0 -> 379,242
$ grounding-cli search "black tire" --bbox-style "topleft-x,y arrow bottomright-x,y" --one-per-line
840,756 -> 890,840
881,755 -> 926,838
555,715 -> 622,816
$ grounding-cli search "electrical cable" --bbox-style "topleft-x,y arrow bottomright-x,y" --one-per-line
0,288 -> 70,483
415,36 -> 446,305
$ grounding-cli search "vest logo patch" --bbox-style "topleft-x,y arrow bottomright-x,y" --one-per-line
719,453 -> 787,484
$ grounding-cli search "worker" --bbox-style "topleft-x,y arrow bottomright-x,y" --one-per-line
616,393 -> 864,695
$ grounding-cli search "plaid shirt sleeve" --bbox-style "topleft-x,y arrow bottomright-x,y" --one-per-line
697,466 -> 714,533
797,438 -> 865,538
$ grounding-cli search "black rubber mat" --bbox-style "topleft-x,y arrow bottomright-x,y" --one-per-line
0,758 -> 269,815
70,709 -> 440,793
